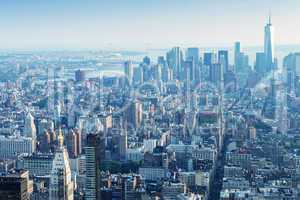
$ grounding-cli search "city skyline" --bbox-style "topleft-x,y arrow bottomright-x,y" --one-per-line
1,1 -> 300,200
1,0 -> 300,49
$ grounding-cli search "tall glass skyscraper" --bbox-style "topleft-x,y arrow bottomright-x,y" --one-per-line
166,47 -> 183,80
234,42 -> 241,72
85,133 -> 102,200
264,15 -> 275,72
218,50 -> 229,73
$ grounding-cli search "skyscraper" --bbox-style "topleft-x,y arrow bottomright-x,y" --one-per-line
209,63 -> 222,85
186,47 -> 200,82
124,61 -> 133,84
157,56 -> 165,66
186,47 -> 199,65
133,66 -> 143,84
66,130 -> 78,158
154,64 -> 162,82
75,69 -> 86,82
119,130 -> 128,160
166,47 -> 183,80
39,129 -> 51,153
203,52 -> 214,66
283,53 -> 300,93
161,64 -> 172,82
85,133 -> 102,200
264,15 -> 275,72
50,128 -> 57,152
234,42 -> 241,72
183,60 -> 194,82
255,52 -> 266,74
283,53 -> 300,76
49,129 -> 74,200
124,101 -> 143,128
218,50 -> 229,73
74,129 -> 82,155
143,56 -> 150,65
24,112 -> 37,142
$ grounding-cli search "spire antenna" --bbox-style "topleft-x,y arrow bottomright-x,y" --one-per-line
268,11 -> 272,25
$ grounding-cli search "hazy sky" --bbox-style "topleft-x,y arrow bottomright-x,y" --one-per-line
1,0 -> 300,49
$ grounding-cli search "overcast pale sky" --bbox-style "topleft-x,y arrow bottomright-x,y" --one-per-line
1,0 -> 300,49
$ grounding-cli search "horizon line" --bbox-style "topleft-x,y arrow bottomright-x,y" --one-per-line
0,43 -> 300,52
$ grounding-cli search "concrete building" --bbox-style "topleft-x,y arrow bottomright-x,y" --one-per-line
0,170 -> 33,200
139,167 -> 167,181
49,130 -> 74,200
0,135 -> 35,158
23,153 -> 54,176
85,133 -> 102,200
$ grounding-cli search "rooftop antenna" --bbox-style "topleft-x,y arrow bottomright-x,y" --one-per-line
268,10 -> 272,25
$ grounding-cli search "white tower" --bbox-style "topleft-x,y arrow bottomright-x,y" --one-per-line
24,112 -> 37,141
50,129 -> 74,200
124,60 -> 133,85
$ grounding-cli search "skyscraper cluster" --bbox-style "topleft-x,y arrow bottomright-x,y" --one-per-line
1,13 -> 300,200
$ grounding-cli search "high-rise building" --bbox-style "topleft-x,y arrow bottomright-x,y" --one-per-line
264,15 -> 275,72
74,129 -> 82,155
166,47 -> 183,80
203,52 -> 216,81
183,60 -> 194,81
142,63 -> 151,82
255,52 -> 266,74
85,133 -> 102,200
0,170 -> 32,200
143,56 -> 150,65
241,53 -> 249,71
66,130 -> 78,158
39,129 -> 51,153
133,66 -> 143,84
161,62 -> 172,82
119,130 -> 128,160
157,56 -> 165,66
249,126 -> 257,141
23,153 -> 54,176
0,135 -> 35,158
234,42 -> 251,74
283,53 -> 300,76
124,61 -> 133,84
286,70 -> 295,93
49,129 -> 74,200
203,52 -> 215,66
186,47 -> 200,65
75,69 -> 86,82
154,64 -> 162,82
124,101 -> 143,128
209,63 -> 222,84
218,50 -> 229,72
234,42 -> 241,73
24,112 -> 37,142
68,105 -> 77,129
49,129 -> 57,152
283,53 -> 300,93
234,42 -> 240,63
37,119 -> 54,136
